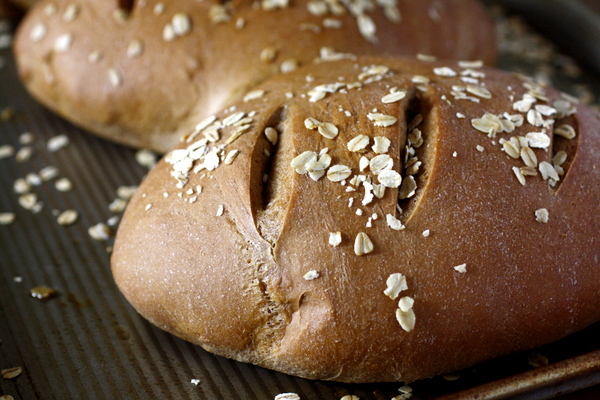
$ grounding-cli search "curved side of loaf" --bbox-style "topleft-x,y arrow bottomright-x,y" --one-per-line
14,0 -> 496,152
111,56 -> 600,383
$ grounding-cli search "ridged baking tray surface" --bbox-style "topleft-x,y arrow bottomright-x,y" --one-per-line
1,5 -> 600,399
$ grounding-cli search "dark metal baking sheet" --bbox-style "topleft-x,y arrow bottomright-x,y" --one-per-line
1,4 -> 600,399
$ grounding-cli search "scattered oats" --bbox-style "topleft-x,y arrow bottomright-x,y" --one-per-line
89,223 -> 111,241
456,112 -> 466,119
153,2 -> 165,14
303,270 -> 320,280
117,185 -> 138,199
304,117 -> 321,130
172,13 -> 192,35
26,173 -> 42,186
222,111 -> 245,127
377,170 -> 402,188
553,151 -> 567,166
398,296 -> 414,312
452,151 -> 457,158
329,231 -> 342,247
535,104 -> 556,117
63,3 -> 80,21
190,379 -> 201,386
458,60 -> 483,69
274,394 -> 301,400
433,66 -> 457,77
30,285 -> 56,300
108,198 -> 128,213
356,208 -> 363,216
348,197 -> 354,207
57,209 -> 78,226
357,13 -> 377,43
442,373 -> 461,381
224,149 -> 240,165
354,232 -> 374,256
526,132 -> 551,149
466,85 -> 492,99
112,8 -> 129,23
291,151 -> 317,174
386,214 -> 405,231
520,146 -> 538,168
422,229 -> 430,237
88,50 -> 103,63
98,217 -> 118,231
323,18 -> 343,29
553,99 -> 577,118
416,54 -> 436,62
132,149 -> 156,169
476,145 -> 485,152
0,213 -> 15,225
126,39 -> 144,58
260,47 -> 277,63
412,75 -> 430,84
382,90 -> 406,103
13,276 -> 22,283
318,122 -> 339,139
372,136 -> 391,154
163,24 -> 176,41
398,175 -> 416,199
327,165 -> 352,182
513,166 -> 527,186
307,0 -> 327,16
384,273 -> 408,300
55,177 -> 73,192
521,166 -> 537,177
396,308 -> 416,332
367,113 -> 397,127
47,135 -> 69,152
243,89 -> 265,102
528,352 -> 549,368
54,33 -> 73,52
280,59 -> 299,73
145,203 -> 153,211
30,23 -> 47,42
503,140 -> 520,159
369,154 -> 393,174
0,144 -> 14,159
347,135 -> 370,152
1,367 -> 22,380
44,3 -> 58,15
340,396 -> 360,400
554,124 -> 576,140
214,204 -> 224,217
471,113 -> 502,137
108,68 -> 123,87
535,208 -> 549,223
359,156 -> 370,171
408,114 -> 423,131
454,263 -> 467,273
18,193 -> 38,210
513,95 -> 536,113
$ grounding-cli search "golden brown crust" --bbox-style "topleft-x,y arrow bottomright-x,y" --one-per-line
111,56 -> 600,383
13,0 -> 496,152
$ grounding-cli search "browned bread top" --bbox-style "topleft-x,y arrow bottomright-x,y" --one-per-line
111,55 -> 600,383
14,0 -> 496,152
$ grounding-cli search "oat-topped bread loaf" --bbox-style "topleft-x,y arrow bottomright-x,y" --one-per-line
111,55 -> 600,383
13,0 -> 496,152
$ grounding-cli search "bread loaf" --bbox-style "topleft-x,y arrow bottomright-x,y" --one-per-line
13,0 -> 496,152
111,55 -> 600,383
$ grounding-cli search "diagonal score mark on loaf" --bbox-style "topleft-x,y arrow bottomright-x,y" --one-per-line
550,102 -> 580,193
395,90 -> 437,224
